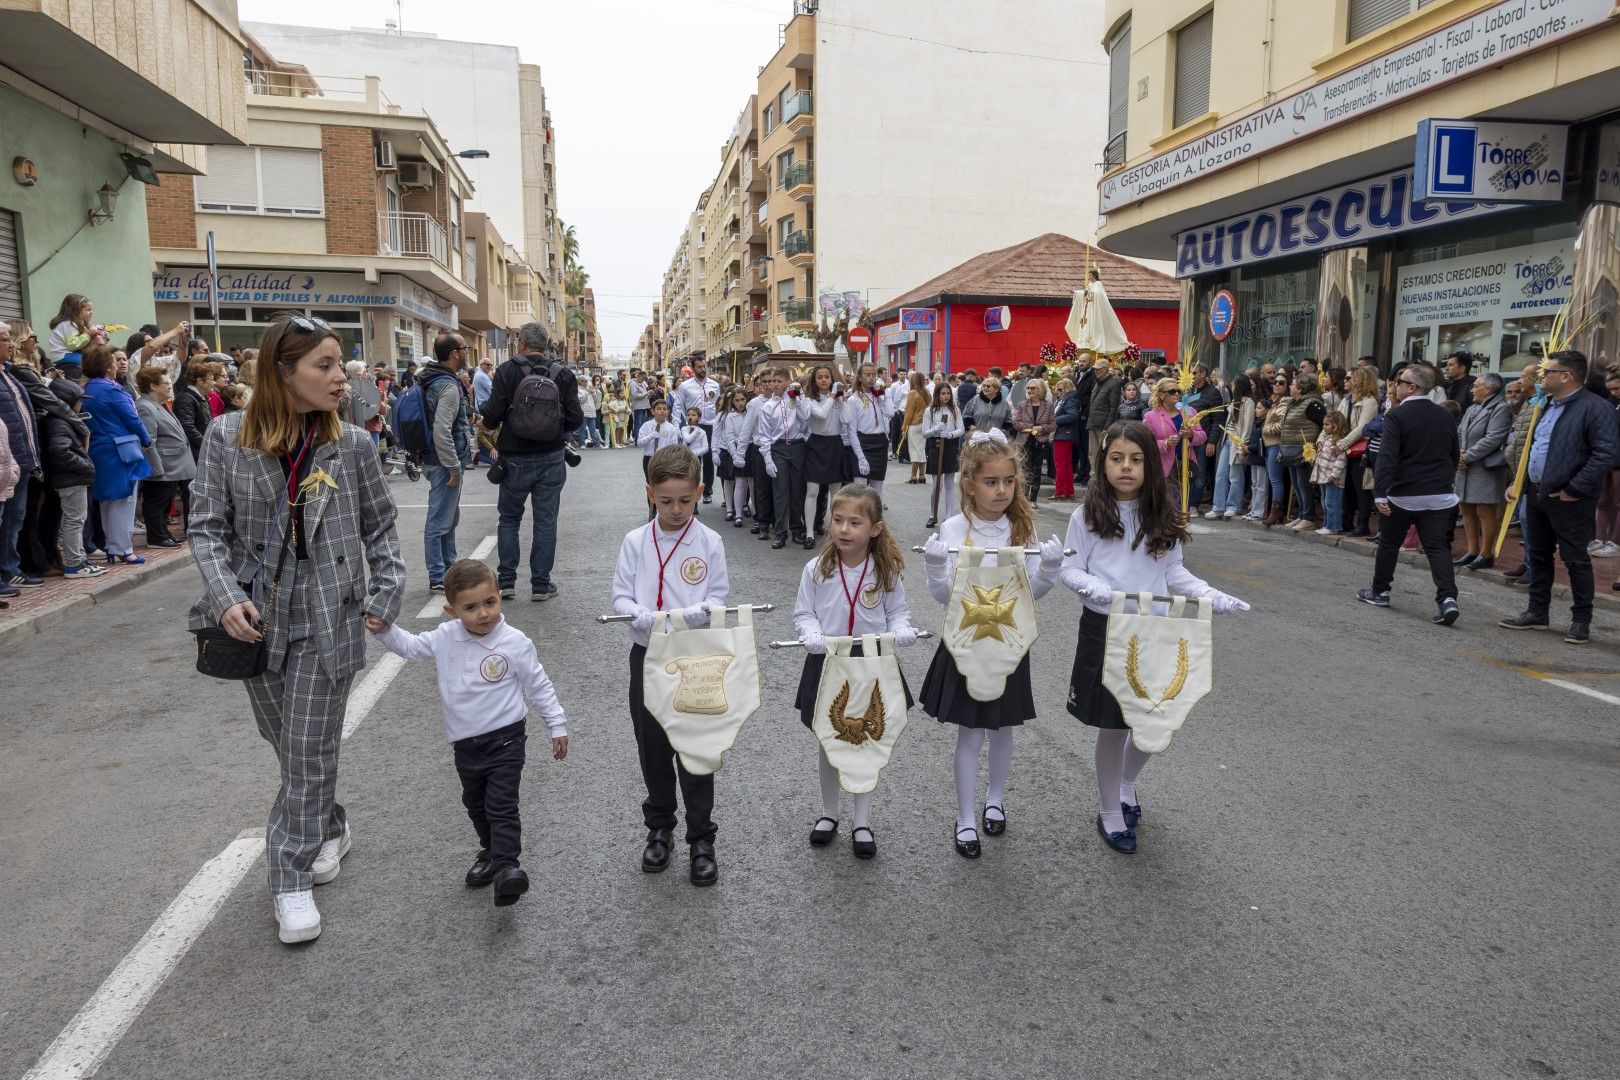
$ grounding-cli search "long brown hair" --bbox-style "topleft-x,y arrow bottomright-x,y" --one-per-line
814,484 -> 904,592
1084,420 -> 1188,557
958,436 -> 1034,545
52,293 -> 91,330
237,314 -> 343,455
803,363 -> 836,401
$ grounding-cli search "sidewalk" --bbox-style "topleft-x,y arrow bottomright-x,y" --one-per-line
0,543 -> 194,646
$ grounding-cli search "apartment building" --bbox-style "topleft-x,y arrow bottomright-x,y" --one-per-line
464,211 -> 543,367
697,98 -> 767,382
1097,0 -> 1620,373
0,0 -> 248,330
632,317 -> 661,370
660,207 -> 707,365
245,22 -> 566,341
146,51 -> 478,364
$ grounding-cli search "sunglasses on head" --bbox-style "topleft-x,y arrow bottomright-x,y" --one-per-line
287,315 -> 333,334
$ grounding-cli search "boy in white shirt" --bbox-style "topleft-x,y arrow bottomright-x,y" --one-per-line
610,445 -> 730,885
366,559 -> 569,906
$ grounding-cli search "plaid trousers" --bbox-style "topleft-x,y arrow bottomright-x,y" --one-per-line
245,570 -> 355,894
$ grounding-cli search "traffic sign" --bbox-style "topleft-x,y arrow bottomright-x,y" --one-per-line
1208,289 -> 1236,341
847,326 -> 871,351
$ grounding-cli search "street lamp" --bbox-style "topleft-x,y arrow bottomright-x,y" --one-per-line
88,182 -> 119,226
453,149 -> 491,159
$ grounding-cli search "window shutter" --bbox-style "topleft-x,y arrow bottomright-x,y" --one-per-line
257,147 -> 324,215
0,209 -> 22,321
194,145 -> 260,212
1348,0 -> 1413,40
1173,12 -> 1213,128
1107,22 -> 1131,143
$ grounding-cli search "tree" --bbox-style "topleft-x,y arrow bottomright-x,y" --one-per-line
560,221 -> 580,274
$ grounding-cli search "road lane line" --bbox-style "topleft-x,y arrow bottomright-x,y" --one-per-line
412,534 -> 498,620
1541,678 -> 1620,707
23,832 -> 264,1080
1458,648 -> 1620,707
392,502 -> 499,508
341,653 -> 405,740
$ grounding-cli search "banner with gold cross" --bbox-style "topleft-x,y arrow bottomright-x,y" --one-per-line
1101,592 -> 1213,753
943,546 -> 1039,701
641,606 -> 762,775
812,634 -> 909,794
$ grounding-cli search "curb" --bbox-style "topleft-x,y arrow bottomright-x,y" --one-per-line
0,550 -> 196,647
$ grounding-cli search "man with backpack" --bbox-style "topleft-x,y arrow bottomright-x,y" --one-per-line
406,337 -> 473,590
480,322 -> 583,602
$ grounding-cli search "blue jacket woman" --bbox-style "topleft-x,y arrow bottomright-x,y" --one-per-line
83,366 -> 151,501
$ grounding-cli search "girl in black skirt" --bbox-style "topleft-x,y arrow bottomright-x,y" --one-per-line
800,364 -> 850,548
846,362 -> 893,494
922,382 -> 964,529
1056,421 -> 1250,855
920,432 -> 1066,859
790,484 -> 917,859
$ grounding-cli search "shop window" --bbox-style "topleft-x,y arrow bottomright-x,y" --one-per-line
1105,20 -> 1131,168
196,146 -> 324,217
1193,252 -> 1320,369
1172,11 -> 1213,129
1348,0 -> 1437,42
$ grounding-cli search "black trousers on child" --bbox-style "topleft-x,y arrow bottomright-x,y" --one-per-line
749,445 -> 775,531
628,645 -> 716,842
453,720 -> 526,869
770,440 -> 807,539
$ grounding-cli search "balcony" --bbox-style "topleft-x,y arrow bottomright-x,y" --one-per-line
507,299 -> 535,324
783,91 -> 813,137
783,229 -> 814,266
744,152 -> 765,193
779,298 -> 814,325
782,161 -> 814,202
749,262 -> 770,295
380,212 -> 472,285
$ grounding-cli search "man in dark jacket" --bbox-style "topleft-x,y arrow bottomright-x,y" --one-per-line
480,322 -> 583,602
1187,364 -> 1225,508
419,334 -> 473,591
955,370 -> 978,409
1086,357 -> 1122,462
1358,361 -> 1463,626
1073,355 -> 1096,486
1442,353 -> 1475,417
1500,350 -> 1619,643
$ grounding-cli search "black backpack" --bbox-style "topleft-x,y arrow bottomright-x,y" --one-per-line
506,358 -> 565,443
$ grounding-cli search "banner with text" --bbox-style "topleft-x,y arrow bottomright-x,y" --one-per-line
1392,237 -> 1573,369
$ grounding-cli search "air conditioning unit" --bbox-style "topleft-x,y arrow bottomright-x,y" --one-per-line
398,161 -> 433,188
375,141 -> 396,171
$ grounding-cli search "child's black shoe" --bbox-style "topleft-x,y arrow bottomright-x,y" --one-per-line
492,865 -> 529,906
465,850 -> 495,888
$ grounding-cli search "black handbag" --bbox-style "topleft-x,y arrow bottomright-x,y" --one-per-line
1278,444 -> 1305,467
193,625 -> 268,680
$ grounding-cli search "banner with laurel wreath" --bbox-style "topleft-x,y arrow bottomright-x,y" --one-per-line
1100,592 -> 1213,753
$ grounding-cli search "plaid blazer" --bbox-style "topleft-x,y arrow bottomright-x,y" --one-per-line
188,412 -> 405,680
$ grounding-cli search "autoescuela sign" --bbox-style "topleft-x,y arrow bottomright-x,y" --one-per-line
1099,0 -> 1614,213
1414,119 -> 1567,202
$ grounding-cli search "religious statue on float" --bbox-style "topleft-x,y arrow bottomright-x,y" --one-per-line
1065,267 -> 1132,357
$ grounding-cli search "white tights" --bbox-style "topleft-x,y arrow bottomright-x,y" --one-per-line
805,481 -> 833,537
726,475 -> 751,517
931,473 -> 957,521
819,749 -> 872,828
954,726 -> 1014,833
1094,728 -> 1153,833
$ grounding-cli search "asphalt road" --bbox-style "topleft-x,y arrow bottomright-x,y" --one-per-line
3,446 -> 1618,1080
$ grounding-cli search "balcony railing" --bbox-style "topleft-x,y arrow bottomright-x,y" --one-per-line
782,161 -> 813,191
1103,131 -> 1127,170
779,297 -> 813,322
507,299 -> 535,322
783,229 -> 813,258
783,91 -> 812,125
380,212 -> 471,285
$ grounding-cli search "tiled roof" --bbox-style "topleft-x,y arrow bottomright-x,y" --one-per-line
874,233 -> 1179,316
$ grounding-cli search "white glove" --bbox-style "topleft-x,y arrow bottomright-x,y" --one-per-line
764,456 -> 778,479
1039,534 -> 1064,570
1209,591 -> 1251,615
803,632 -> 827,655
856,456 -> 870,478
629,607 -> 656,633
679,605 -> 712,626
789,381 -> 801,393
1084,582 -> 1115,604
875,379 -> 886,391
923,532 -> 948,568
891,625 -> 918,648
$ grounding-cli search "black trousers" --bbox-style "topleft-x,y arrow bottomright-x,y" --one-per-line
699,423 -> 714,496
1372,502 -> 1456,603
1022,440 -> 1046,502
749,445 -> 775,530
453,720 -> 527,869
770,440 -> 807,539
891,413 -> 907,461
628,645 -> 716,842
141,480 -> 180,544
1074,422 -> 1090,487
1525,489 -> 1597,621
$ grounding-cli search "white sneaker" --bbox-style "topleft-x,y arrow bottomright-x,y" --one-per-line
1587,539 -> 1604,554
1204,510 -> 1221,520
274,890 -> 321,944
311,821 -> 351,884
1592,541 -> 1620,558
1315,527 -> 1333,535
1222,510 -> 1238,520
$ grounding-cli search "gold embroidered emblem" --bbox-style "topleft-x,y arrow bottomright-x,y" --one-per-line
860,582 -> 882,608
826,681 -> 886,745
957,584 -> 1018,642
663,655 -> 733,715
480,654 -> 509,682
1124,635 -> 1189,711
680,557 -> 707,585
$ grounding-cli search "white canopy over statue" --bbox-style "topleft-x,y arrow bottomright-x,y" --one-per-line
1065,273 -> 1132,356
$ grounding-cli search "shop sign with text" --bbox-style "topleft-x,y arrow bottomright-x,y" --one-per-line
1414,119 -> 1567,202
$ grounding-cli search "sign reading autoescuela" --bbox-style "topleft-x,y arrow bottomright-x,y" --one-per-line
1100,0 -> 1614,213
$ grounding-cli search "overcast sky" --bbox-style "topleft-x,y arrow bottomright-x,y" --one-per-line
239,0 -> 789,355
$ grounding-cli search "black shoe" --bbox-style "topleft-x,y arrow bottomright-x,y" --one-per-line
492,865 -> 529,906
733,517 -> 746,528
801,536 -> 817,550
851,827 -> 876,860
689,839 -> 718,886
1432,597 -> 1460,626
982,806 -> 1006,836
531,583 -> 558,602
1505,563 -> 1528,577
1499,611 -> 1551,631
809,816 -> 838,847
954,825 -> 980,859
702,495 -> 712,504
428,581 -> 444,593
641,827 -> 673,873
925,517 -> 938,529
499,583 -> 516,600
1452,553 -> 1477,567
149,537 -> 183,548
1122,800 -> 1142,829
1356,587 -> 1390,608
1096,815 -> 1137,854
1565,621 -> 1590,644
723,510 -> 734,522
750,523 -> 763,535
771,536 -> 787,549
1468,556 -> 1494,571
465,850 -> 496,887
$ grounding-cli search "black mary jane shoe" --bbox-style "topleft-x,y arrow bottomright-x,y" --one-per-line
723,510 -> 734,522
954,825 -> 981,860
1096,815 -> 1136,854
851,827 -> 876,860
689,839 -> 718,886
1121,800 -> 1142,830
641,827 -> 673,873
981,806 -> 1006,836
801,535 -> 818,550
771,536 -> 788,549
465,850 -> 496,888
491,865 -> 529,906
733,517 -> 746,528
925,517 -> 938,529
809,816 -> 839,848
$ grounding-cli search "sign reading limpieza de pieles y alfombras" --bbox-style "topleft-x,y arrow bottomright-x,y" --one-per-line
1100,0 -> 1614,213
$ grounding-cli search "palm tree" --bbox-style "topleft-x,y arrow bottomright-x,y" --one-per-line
563,266 -> 590,362
560,221 -> 580,274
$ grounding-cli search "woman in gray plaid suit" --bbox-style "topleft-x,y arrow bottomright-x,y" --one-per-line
189,315 -> 405,945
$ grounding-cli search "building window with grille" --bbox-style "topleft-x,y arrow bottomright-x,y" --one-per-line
1172,10 -> 1213,130
1104,20 -> 1131,168
195,146 -> 324,216
1348,0 -> 1436,41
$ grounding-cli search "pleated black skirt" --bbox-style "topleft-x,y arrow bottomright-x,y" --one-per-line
857,433 -> 889,482
794,644 -> 915,729
1066,607 -> 1126,729
805,433 -> 845,485
716,447 -> 736,480
919,641 -> 1036,730
925,436 -> 961,476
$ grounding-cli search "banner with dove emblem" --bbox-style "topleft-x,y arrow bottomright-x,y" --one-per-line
812,634 -> 909,794
943,546 -> 1039,701
1101,592 -> 1213,753
642,606 -> 762,775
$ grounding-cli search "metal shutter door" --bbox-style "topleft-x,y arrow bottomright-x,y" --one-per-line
0,210 -> 21,321
1173,12 -> 1213,129
1349,0 -> 1411,40
1107,23 -> 1131,143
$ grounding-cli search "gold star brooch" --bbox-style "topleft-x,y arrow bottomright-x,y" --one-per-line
958,584 -> 1018,642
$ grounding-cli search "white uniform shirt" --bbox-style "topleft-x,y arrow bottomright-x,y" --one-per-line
750,392 -> 808,449
674,376 -> 723,424
611,519 -> 731,647
925,513 -> 1057,606
680,424 -> 709,458
714,412 -> 748,460
885,380 -> 910,414
792,556 -> 914,640
921,406 -> 964,440
376,617 -> 567,742
638,419 -> 682,456
1058,499 -> 1214,614
844,390 -> 892,437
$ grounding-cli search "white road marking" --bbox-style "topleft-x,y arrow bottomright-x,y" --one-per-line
412,535 -> 498,620
1541,678 -> 1620,707
393,502 -> 499,509
341,653 -> 405,740
23,832 -> 264,1080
